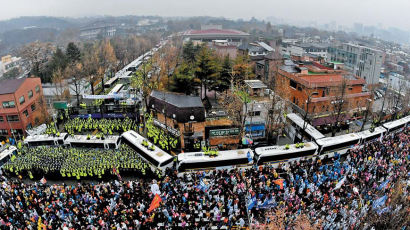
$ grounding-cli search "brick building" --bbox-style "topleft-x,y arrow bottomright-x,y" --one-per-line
0,78 -> 46,140
275,60 -> 371,127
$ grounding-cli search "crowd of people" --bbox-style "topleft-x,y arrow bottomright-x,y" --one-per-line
64,117 -> 137,135
0,129 -> 408,229
247,129 -> 409,229
2,144 -> 157,180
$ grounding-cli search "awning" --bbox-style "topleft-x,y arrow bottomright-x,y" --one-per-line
312,114 -> 351,126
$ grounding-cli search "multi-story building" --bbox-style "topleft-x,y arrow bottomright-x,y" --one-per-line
1,55 -> 22,75
275,60 -> 371,127
80,21 -> 116,40
0,78 -> 46,140
280,43 -> 329,61
328,43 -> 383,85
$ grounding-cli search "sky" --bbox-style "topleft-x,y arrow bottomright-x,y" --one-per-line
0,0 -> 409,31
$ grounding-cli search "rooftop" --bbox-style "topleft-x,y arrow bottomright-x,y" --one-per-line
184,29 -> 250,36
0,78 -> 26,95
150,90 -> 204,108
245,80 -> 267,89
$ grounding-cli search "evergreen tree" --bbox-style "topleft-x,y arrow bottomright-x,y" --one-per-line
170,61 -> 197,95
66,42 -> 81,64
219,55 -> 232,92
195,46 -> 220,99
182,41 -> 200,63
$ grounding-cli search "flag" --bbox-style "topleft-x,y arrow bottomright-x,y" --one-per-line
377,179 -> 389,191
113,167 -> 122,181
247,197 -> 257,210
274,179 -> 285,190
40,177 -> 47,184
247,151 -> 253,163
147,194 -> 162,213
334,176 -> 346,190
372,195 -> 387,210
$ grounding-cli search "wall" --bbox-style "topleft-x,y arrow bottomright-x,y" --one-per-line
0,78 -> 45,139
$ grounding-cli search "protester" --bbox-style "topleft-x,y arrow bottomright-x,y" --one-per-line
0,128 -> 408,229
246,129 -> 409,229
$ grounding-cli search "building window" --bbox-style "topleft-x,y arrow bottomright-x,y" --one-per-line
31,103 -> 36,112
2,101 -> 15,108
0,129 -> 8,135
35,85 -> 40,93
6,115 -> 19,122
19,95 -> 25,105
28,90 -> 33,99
248,111 -> 261,117
0,116 -> 3,122
290,80 -> 297,89
23,110 -> 29,117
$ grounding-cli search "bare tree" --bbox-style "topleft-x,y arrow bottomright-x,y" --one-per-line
52,68 -> 70,101
65,63 -> 85,106
329,79 -> 349,137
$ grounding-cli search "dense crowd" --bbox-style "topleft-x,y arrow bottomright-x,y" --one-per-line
247,130 -> 409,229
2,145 -> 158,180
0,129 -> 408,229
64,117 -> 137,135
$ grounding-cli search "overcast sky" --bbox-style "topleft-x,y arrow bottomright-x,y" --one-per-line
1,0 -> 409,31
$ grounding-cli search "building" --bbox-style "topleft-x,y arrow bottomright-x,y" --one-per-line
42,78 -> 93,109
0,78 -> 46,140
384,72 -> 410,94
238,41 -> 275,58
280,43 -> 329,60
328,43 -> 383,85
275,60 -> 371,127
149,90 -> 241,151
182,25 -> 250,46
80,21 -> 116,40
1,55 -> 22,75
209,40 -> 238,59
244,80 -> 267,97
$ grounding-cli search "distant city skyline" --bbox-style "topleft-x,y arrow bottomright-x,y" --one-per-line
1,0 -> 409,31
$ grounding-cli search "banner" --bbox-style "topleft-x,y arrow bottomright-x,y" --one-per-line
209,128 -> 240,137
274,179 -> 285,190
82,94 -> 124,100
147,194 -> 162,213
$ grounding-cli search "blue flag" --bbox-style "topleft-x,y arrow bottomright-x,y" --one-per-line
248,197 -> 257,210
372,195 -> 387,210
377,179 -> 389,191
247,151 -> 253,163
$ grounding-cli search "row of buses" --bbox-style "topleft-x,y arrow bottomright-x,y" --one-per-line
121,114 -> 410,173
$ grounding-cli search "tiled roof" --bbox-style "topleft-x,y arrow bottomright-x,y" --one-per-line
0,78 -> 26,95
185,29 -> 249,36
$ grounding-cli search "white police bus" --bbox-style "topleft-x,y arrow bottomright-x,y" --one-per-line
382,118 -> 407,133
316,133 -> 361,157
0,146 -> 17,168
24,133 -> 68,147
177,148 -> 253,172
121,131 -> 174,172
255,142 -> 318,165
286,113 -> 325,142
356,126 -> 387,144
